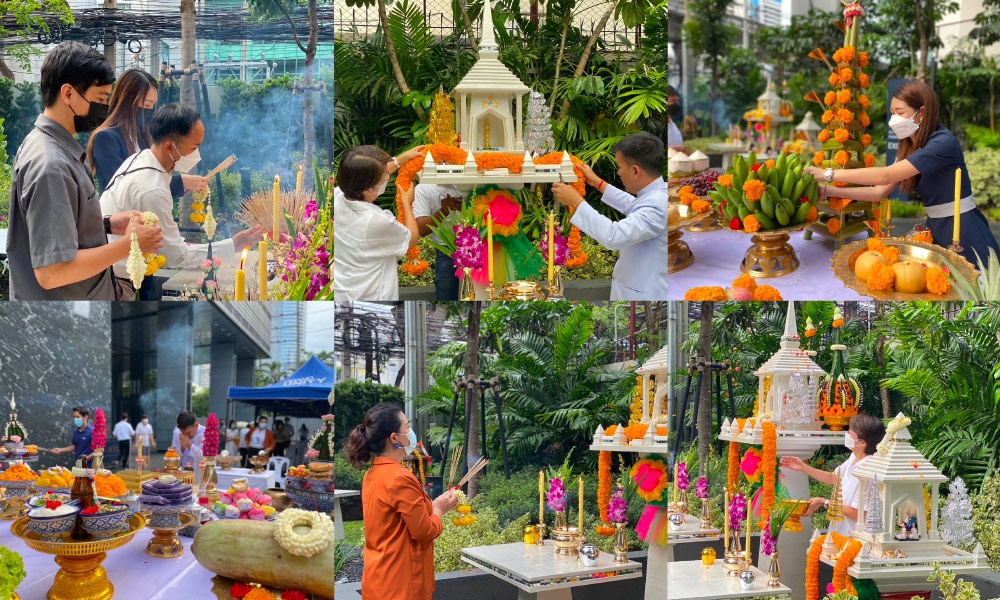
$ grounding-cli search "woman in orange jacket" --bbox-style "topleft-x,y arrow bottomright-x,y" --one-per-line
346,403 -> 458,600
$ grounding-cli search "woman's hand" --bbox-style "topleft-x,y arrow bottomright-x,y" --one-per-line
802,497 -> 827,517
401,184 -> 416,206
432,489 -> 459,518
817,184 -> 831,200
779,456 -> 806,472
804,166 -> 825,182
396,145 -> 428,168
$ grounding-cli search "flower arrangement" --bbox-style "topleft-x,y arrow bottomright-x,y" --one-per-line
196,256 -> 223,300
546,477 -> 567,512
306,414 -> 334,461
710,151 -> 820,232
740,448 -> 764,484
695,475 -> 710,500
452,225 -> 485,275
818,341 -> 861,427
607,486 -> 627,524
684,274 -> 784,301
805,317 -> 817,338
630,456 -> 668,503
728,492 -> 747,531
92,408 -> 106,452
761,422 -> 778,521
676,462 -> 689,492
203,414 -> 219,458
277,197 -> 332,300
538,228 -> 569,265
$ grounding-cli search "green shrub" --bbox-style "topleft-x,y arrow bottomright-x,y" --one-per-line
333,379 -> 405,449
966,149 -> 1000,210
964,125 -> 1000,151
334,448 -> 366,492
334,540 -> 361,579
972,469 -> 1000,570
434,505 -> 507,572
889,200 -> 925,219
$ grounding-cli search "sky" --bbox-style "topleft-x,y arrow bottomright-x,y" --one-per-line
305,302 -> 334,355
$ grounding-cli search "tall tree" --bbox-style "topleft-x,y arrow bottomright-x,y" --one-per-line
180,0 -> 196,106
873,301 -> 891,418
0,0 -> 74,79
696,302 -> 715,470
682,0 -> 737,136
345,0 -> 423,118
464,302 -> 482,498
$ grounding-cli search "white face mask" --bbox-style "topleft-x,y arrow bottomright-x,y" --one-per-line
889,113 -> 920,139
375,179 -> 388,197
844,432 -> 856,450
171,146 -> 201,174
142,419 -> 148,424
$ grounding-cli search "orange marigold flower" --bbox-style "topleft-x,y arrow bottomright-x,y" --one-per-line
840,46 -> 856,63
829,72 -> 840,86
859,51 -> 869,67
743,214 -> 762,232
859,73 -> 870,88
867,238 -> 887,253
913,230 -> 934,244
807,206 -> 818,221
822,110 -> 834,124
861,112 -> 871,127
829,197 -> 852,211
840,68 -> 854,82
832,318 -> 845,328
680,193 -> 698,206
861,133 -> 872,147
838,109 -> 854,124
818,130 -> 831,143
753,285 -> 783,301
765,159 -> 776,169
827,217 -> 842,234
837,89 -> 852,105
834,128 -> 850,143
743,179 -> 767,202
864,154 -> 876,168
717,174 -> 734,188
814,152 -> 826,167
859,94 -> 871,110
834,150 -> 850,167
867,262 -> 895,291
832,49 -> 843,63
884,246 -> 900,265
692,199 -> 712,213
678,186 -> 694,195
684,286 -> 728,301
926,267 -> 952,295
824,91 -> 837,106
805,329 -> 817,337
732,273 -> 757,292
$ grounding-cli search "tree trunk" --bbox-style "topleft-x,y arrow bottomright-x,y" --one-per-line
465,302 -> 482,498
874,301 -> 891,418
378,0 -> 424,118
180,0 -> 197,107
915,0 -> 929,82
549,8 -> 572,114
560,7 -> 613,116
457,0 -> 479,54
697,302 -> 715,471
301,0 -> 319,169
642,302 -> 663,350
0,55 -> 12,80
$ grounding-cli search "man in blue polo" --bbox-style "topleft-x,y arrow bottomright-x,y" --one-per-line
552,132 -> 668,300
50,407 -> 94,460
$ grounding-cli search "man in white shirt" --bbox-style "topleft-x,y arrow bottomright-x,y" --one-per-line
172,411 -> 205,483
99,103 -> 264,298
135,413 -> 155,460
238,421 -> 251,468
112,412 -> 134,469
551,132 -> 667,300
780,414 -> 887,536
413,184 -> 463,300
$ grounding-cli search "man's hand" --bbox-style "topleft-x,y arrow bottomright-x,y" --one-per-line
441,196 -> 463,214
178,433 -> 192,450
232,225 -> 266,250
50,448 -> 63,455
552,182 -> 585,209
182,174 -> 210,192
577,163 -> 601,188
128,219 -> 164,254
109,211 -> 144,236
779,456 -> 807,472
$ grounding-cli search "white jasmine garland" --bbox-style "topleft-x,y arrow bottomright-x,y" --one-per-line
273,508 -> 334,557
126,215 -> 146,290
204,198 -> 217,240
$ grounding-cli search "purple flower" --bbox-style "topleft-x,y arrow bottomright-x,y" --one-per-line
304,199 -> 319,221
677,462 -> 689,492
728,493 -> 747,531
546,478 -> 566,512
761,522 -> 775,556
538,229 -> 570,265
696,476 -> 709,500
452,225 -> 484,271
607,488 -> 627,524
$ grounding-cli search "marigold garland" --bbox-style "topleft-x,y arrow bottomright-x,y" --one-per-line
566,227 -> 588,268
824,91 -> 836,106
834,151 -> 849,167
733,273 -> 757,292
867,262 -> 895,291
598,451 -> 612,523
727,441 -> 740,495
806,533 -> 825,600
834,128 -> 850,143
692,199 -> 712,213
761,422 -> 777,522
753,285 -> 783,301
925,267 -> 952,295
833,536 -> 864,594
861,133 -> 872,147
683,286 -> 728,301
630,457 -> 669,503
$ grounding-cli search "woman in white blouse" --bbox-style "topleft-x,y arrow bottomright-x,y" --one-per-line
333,145 -> 424,300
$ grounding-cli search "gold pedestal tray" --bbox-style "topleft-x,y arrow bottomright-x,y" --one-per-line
11,513 -> 146,600
498,280 -> 547,301
739,224 -> 805,278
144,510 -> 196,558
668,204 -> 705,273
780,499 -> 811,532
831,238 -> 978,301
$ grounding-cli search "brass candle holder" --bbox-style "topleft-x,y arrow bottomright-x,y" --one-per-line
535,522 -> 546,546
546,266 -> 565,300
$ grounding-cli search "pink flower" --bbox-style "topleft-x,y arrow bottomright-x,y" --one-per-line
201,259 -> 212,270
676,462 -> 690,492
607,488 -> 627,523
195,278 -> 205,287
203,414 -> 220,457
305,448 -> 319,459
486,193 -> 521,228
212,256 -> 223,268
741,451 -> 762,480
321,414 -> 334,421
695,475 -> 709,499
546,478 -> 566,512
538,229 -> 570,265
206,280 -> 218,290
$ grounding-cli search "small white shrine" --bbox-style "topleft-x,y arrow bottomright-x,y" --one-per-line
827,413 -> 989,590
590,343 -> 670,450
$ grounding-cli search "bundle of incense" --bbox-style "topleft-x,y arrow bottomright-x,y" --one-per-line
455,457 -> 489,490
448,444 -> 464,489
206,154 -> 238,179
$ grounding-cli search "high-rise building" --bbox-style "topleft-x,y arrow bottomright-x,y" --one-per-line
271,302 -> 306,376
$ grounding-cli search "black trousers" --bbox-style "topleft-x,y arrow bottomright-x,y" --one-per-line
118,439 -> 130,468
240,447 -> 250,468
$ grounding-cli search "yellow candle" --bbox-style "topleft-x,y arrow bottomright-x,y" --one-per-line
954,168 -> 962,243
548,213 -> 555,282
273,175 -> 281,240
258,236 -> 268,300
539,470 -> 545,524
296,165 -> 304,193
886,199 -> 891,223
578,476 -> 584,533
746,515 -> 752,561
487,211 -> 495,284
235,248 -> 248,301
724,491 -> 730,549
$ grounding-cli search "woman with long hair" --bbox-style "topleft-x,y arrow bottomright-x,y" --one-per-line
804,80 -> 1000,264
346,403 -> 457,600
87,68 -> 208,196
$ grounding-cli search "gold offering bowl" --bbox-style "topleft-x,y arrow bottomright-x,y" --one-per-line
11,513 -> 146,600
668,204 -> 705,273
163,456 -> 181,472
215,456 -> 239,471
739,223 -> 805,278
831,238 -> 977,301
549,526 -> 583,555
723,552 -> 750,576
498,280 -> 547,301
145,511 -> 197,559
249,456 -> 269,474
781,499 -> 811,533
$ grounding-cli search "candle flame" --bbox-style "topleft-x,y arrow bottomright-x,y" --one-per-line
239,248 -> 249,270
274,175 -> 281,183
262,231 -> 268,241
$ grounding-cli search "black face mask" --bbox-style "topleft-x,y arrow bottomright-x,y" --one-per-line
137,107 -> 155,134
667,103 -> 682,119
70,93 -> 109,133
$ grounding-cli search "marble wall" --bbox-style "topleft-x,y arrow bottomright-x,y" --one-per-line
0,302 -> 112,470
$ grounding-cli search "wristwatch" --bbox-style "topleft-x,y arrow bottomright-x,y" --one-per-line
824,499 -> 830,509
824,168 -> 835,183
103,215 -> 112,235
392,156 -> 401,169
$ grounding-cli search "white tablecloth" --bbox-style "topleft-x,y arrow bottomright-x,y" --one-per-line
215,468 -> 275,491
668,228 -> 867,300
2,522 -> 217,600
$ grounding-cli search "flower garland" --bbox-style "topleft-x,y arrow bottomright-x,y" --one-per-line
741,448 -> 764,484
203,414 -> 219,457
414,449 -> 426,486
138,212 -> 166,277
727,441 -> 740,495
125,215 -> 146,291
630,457 -> 669,503
273,508 -> 334,557
598,451 -> 612,523
833,537 -> 863,594
805,532 -> 825,600
761,422 -> 777,522
470,188 -> 523,237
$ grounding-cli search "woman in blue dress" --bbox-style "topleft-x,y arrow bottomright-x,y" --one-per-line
804,80 -> 999,265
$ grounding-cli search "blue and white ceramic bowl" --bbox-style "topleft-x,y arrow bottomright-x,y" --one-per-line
81,505 -> 129,538
27,504 -> 80,540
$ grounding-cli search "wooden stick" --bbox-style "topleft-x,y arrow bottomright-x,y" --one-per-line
206,154 -> 238,179
455,457 -> 489,489
448,445 -> 464,489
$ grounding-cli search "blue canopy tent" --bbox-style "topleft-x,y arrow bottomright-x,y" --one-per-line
227,356 -> 334,419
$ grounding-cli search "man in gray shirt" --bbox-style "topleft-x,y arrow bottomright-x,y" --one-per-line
6,42 -> 163,300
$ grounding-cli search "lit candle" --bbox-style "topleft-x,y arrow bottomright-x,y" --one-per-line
548,213 -> 555,282
578,476 -> 584,534
296,165 -> 304,193
539,470 -> 545,524
235,248 -> 248,301
273,175 -> 281,240
487,211 -> 495,284
885,199 -> 891,224
258,234 -> 268,300
724,491 -> 730,549
746,514 -> 752,561
954,168 -> 962,244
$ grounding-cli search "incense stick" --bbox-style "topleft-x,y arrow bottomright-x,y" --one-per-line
448,444 -> 464,489
206,154 -> 238,179
455,457 -> 489,490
